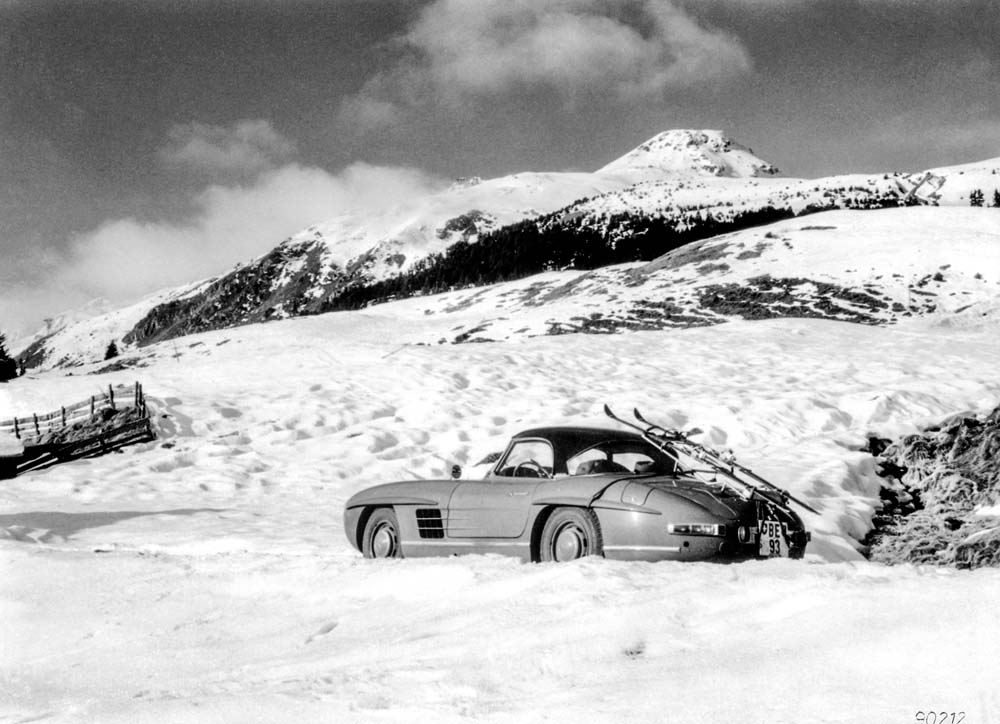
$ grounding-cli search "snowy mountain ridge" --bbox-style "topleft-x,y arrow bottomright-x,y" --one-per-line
14,130 -> 1000,370
598,129 -> 780,177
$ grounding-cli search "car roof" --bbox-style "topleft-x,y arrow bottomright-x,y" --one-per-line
504,426 -> 675,475
512,426 -> 647,448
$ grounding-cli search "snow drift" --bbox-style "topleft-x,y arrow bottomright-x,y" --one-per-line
2,306 -> 1000,722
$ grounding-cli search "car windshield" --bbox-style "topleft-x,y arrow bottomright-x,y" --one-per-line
494,439 -> 554,477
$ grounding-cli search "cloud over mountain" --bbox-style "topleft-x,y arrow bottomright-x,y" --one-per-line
339,0 -> 751,129
0,118 -> 444,337
54,161 -> 442,303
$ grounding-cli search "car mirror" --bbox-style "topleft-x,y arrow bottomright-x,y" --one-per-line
450,464 -> 462,479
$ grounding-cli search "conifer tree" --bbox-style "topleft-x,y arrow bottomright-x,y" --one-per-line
0,332 -> 18,382
104,340 -> 120,360
993,189 -> 1000,208
970,189 -> 984,207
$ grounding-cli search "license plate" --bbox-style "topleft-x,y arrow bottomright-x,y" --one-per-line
759,520 -> 788,557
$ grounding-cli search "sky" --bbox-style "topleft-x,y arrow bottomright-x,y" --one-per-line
1,0 -> 998,339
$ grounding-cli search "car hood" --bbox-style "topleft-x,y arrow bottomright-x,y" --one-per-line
345,479 -> 460,509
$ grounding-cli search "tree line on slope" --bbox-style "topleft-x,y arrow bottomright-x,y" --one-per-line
323,194 -> 916,312
968,189 -> 1000,207
0,333 -> 19,381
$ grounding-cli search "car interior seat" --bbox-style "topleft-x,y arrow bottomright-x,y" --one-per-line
575,458 -> 631,475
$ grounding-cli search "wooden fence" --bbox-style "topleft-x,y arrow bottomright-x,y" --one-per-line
0,382 -> 153,477
0,382 -> 148,448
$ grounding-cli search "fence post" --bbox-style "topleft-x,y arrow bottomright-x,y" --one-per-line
108,384 -> 115,410
90,396 -> 95,416
13,418 -> 19,439
61,407 -> 66,427
34,413 -> 39,436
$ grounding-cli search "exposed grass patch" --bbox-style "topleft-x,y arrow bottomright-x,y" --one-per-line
865,406 -> 1000,569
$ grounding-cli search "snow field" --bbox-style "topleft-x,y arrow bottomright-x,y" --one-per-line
354,207 -> 1000,343
2,313 -> 1000,722
5,547 -> 1000,723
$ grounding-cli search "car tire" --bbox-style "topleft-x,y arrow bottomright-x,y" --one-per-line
540,508 -> 603,562
362,508 -> 403,559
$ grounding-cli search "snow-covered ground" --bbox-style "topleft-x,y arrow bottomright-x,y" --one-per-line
3,308 -> 1000,722
400,206 -> 1000,342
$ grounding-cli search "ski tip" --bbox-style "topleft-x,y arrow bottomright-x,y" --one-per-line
603,403 -> 614,417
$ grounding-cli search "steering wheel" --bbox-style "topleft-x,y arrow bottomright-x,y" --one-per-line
513,459 -> 551,478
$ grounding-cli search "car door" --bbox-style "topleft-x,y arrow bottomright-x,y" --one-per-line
446,439 -> 551,538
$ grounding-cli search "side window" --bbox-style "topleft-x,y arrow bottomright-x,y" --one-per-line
567,445 -> 658,475
496,440 -> 553,477
612,452 -> 655,471
568,447 -> 608,475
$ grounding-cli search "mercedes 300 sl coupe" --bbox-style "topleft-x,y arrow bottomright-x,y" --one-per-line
343,407 -> 812,563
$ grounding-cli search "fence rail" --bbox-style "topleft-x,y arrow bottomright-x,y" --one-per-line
0,382 -> 147,448
15,416 -> 155,476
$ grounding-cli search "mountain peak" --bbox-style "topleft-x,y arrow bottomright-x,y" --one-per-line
598,129 -> 779,178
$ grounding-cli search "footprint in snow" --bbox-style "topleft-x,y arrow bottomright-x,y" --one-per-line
623,641 -> 646,659
369,432 -> 399,454
305,620 -> 339,644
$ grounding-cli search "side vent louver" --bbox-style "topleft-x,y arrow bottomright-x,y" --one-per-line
416,508 -> 444,539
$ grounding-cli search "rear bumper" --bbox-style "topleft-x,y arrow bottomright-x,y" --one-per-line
719,525 -> 810,560
598,505 -> 810,562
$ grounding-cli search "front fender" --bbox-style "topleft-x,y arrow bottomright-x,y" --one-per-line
344,480 -> 460,509
343,480 -> 461,552
345,494 -> 440,509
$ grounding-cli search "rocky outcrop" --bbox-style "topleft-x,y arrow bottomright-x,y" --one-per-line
865,405 -> 1000,568
124,240 -> 349,347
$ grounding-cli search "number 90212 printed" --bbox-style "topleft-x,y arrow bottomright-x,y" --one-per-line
916,712 -> 965,724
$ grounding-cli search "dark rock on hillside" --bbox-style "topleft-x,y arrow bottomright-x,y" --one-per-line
865,405 -> 1000,568
124,240 -> 349,347
698,275 -> 890,324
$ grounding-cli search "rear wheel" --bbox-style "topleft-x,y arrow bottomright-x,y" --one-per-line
362,508 -> 402,559
540,508 -> 603,562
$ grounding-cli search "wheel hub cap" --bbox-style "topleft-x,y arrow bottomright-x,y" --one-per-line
372,525 -> 395,557
555,526 -> 585,561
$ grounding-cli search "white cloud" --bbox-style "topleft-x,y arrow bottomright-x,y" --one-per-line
0,117 -> 444,338
57,161 -> 441,301
158,119 -> 297,175
338,0 -> 751,128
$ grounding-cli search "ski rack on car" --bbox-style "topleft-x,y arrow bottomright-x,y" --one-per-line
603,404 -> 819,515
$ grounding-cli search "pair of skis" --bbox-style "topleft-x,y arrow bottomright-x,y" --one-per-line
603,404 -> 819,515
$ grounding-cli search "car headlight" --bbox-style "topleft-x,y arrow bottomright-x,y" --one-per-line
667,523 -> 726,537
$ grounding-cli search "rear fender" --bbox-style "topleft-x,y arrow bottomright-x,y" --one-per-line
531,497 -> 661,515
528,495 -> 662,562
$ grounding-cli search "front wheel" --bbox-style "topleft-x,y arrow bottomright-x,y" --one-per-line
540,508 -> 603,562
362,508 -> 403,559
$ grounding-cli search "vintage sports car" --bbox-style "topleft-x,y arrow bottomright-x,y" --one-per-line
343,406 -> 813,563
